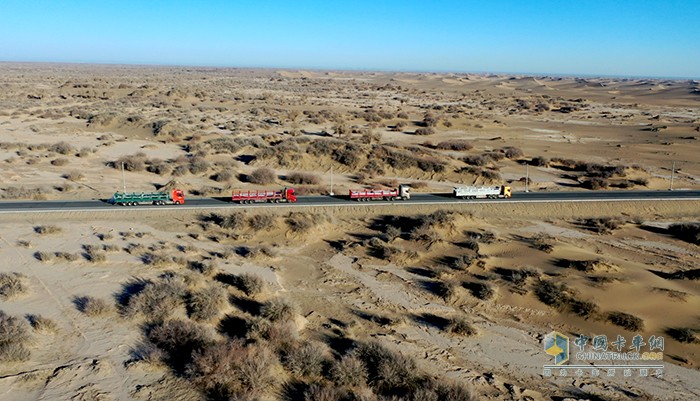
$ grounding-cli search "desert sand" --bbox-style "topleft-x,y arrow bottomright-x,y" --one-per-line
0,63 -> 699,401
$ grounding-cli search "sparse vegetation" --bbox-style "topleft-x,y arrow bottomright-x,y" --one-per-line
34,225 -> 61,235
287,171 -> 321,185
260,297 -> 297,322
0,310 -> 32,362
607,311 -> 645,331
247,167 -> 276,184
188,285 -> 227,321
666,327 -> 698,344
74,295 -> 111,316
668,222 -> 700,245
0,273 -> 28,300
26,314 -> 58,333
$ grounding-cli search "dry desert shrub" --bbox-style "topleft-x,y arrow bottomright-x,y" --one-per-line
283,341 -> 330,378
414,127 -> 435,136
247,167 -> 276,184
354,341 -> 420,395
63,171 -> 84,181
581,217 -> 622,234
74,296 -> 112,316
188,285 -> 227,321
607,311 -> 645,331
446,316 -> 477,336
286,212 -> 328,233
502,146 -> 524,159
34,251 -> 55,262
26,314 -> 58,333
668,222 -> 700,245
233,273 -> 266,297
532,233 -> 554,253
462,155 -> 488,166
141,252 -> 173,268
113,152 -> 148,172
210,170 -> 234,182
466,281 -> 494,300
303,384 -> 346,401
50,157 -> 69,166
147,318 -> 214,372
0,273 -> 28,299
666,327 -> 698,344
248,214 -> 277,231
48,141 -> 74,155
287,171 -> 321,185
0,310 -> 32,362
34,225 -> 61,235
206,212 -> 246,231
186,339 -> 278,399
530,156 -> 549,167
260,297 -> 297,322
120,277 -> 187,320
83,245 -> 107,263
330,354 -> 368,387
435,140 -> 473,151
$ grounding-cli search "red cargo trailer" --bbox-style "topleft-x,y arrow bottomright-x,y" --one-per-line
231,187 -> 297,204
349,184 -> 411,201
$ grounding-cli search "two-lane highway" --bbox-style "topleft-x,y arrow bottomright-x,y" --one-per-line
0,190 -> 699,214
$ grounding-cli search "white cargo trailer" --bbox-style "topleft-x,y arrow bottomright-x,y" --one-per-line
453,185 -> 512,199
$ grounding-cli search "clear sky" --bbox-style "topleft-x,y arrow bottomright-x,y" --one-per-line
1,0 -> 698,78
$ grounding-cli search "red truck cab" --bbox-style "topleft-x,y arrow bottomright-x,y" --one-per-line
284,187 -> 297,202
171,189 -> 185,204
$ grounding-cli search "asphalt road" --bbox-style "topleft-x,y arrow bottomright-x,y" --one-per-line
0,190 -> 699,214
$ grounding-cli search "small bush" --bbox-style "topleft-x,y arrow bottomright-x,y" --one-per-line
235,273 -> 266,296
414,127 -> 436,136
34,251 -> 55,262
468,281 -> 494,300
114,153 -> 148,172
49,141 -> 74,155
530,156 -> 549,167
0,310 -> 32,362
287,172 -> 321,185
248,214 -> 276,231
303,384 -> 346,401
147,319 -> 213,372
330,354 -> 368,387
583,177 -> 609,190
50,158 -> 69,166
260,297 -> 297,322
569,299 -> 599,319
668,223 -> 700,245
55,252 -> 79,262
582,217 -> 621,234
607,311 -> 645,331
462,155 -> 487,166
435,140 -> 473,151
26,314 -> 58,333
247,167 -> 276,184
122,277 -> 187,320
283,341 -> 329,378
34,225 -> 61,235
74,296 -> 111,316
502,146 -> 524,159
447,316 -> 477,336
188,285 -> 227,321
142,252 -> 172,267
64,171 -> 84,181
354,341 -> 419,394
186,340 -> 278,398
0,273 -> 28,299
286,212 -> 327,233
666,327 -> 698,344
210,170 -> 233,182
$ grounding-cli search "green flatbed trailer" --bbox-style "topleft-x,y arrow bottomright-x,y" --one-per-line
110,189 -> 185,206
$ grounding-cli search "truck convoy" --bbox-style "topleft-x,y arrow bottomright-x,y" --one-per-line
108,184 -> 512,206
349,184 -> 411,201
110,189 -> 185,206
231,187 -> 297,204
453,185 -> 511,199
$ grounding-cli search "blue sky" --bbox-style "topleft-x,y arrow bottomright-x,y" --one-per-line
1,0 -> 698,78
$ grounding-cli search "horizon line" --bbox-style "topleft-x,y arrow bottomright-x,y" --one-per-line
0,59 -> 698,81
